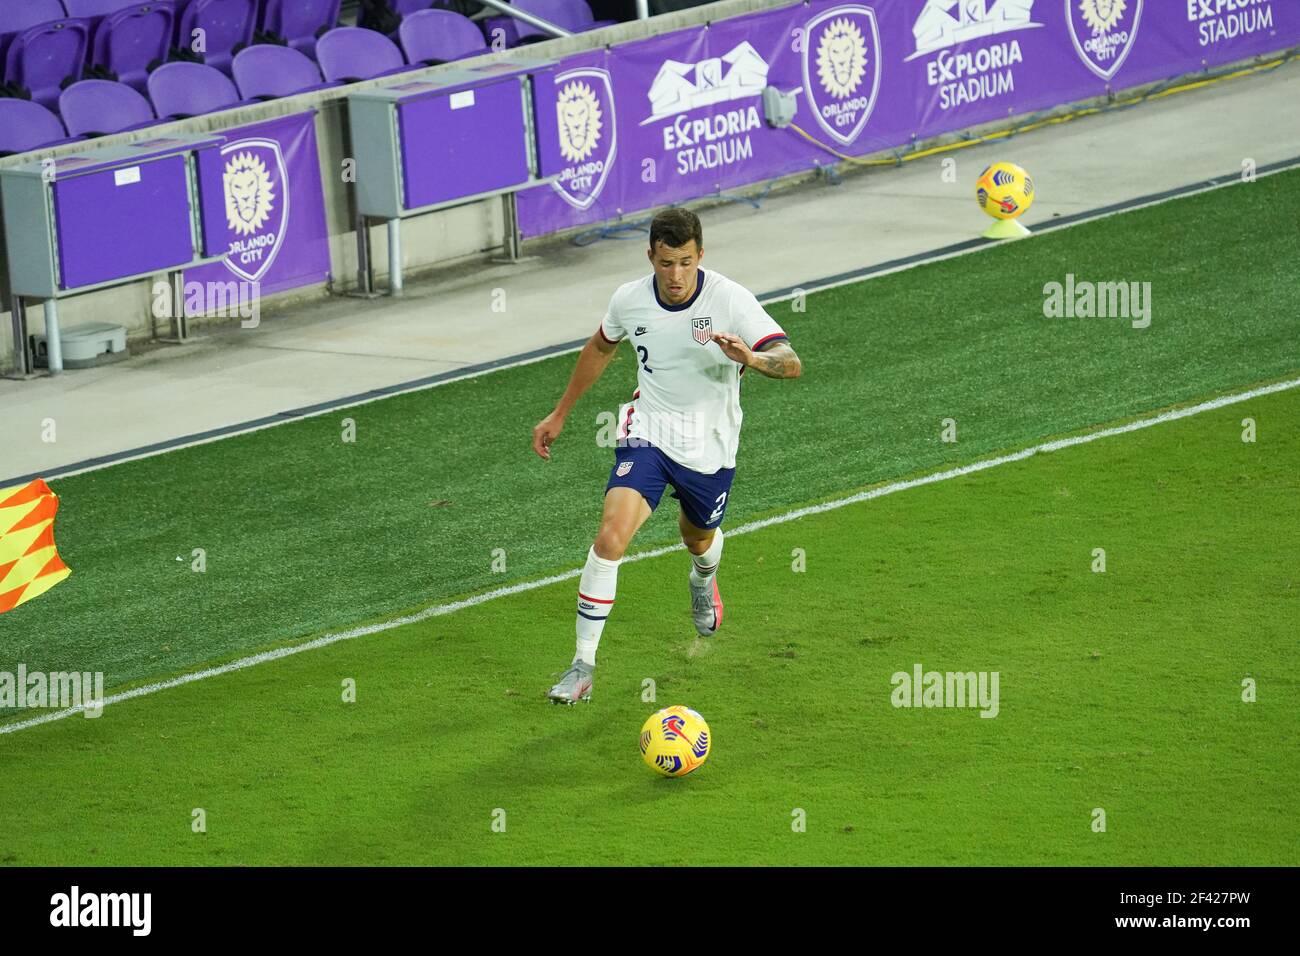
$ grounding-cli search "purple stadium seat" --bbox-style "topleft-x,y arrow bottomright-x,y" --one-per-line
147,59 -> 246,117
3,18 -> 93,110
174,0 -> 257,74
88,2 -> 177,93
0,0 -> 68,67
314,27 -> 410,83
0,0 -> 67,35
59,78 -> 157,136
258,0 -> 341,58
231,44 -> 336,99
0,99 -> 73,155
483,0 -> 615,48
63,0 -> 140,16
398,9 -> 487,65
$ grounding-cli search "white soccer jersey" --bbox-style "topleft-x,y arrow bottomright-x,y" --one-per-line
598,268 -> 788,473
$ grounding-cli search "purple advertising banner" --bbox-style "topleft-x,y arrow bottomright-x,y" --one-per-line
519,0 -> 1297,238
184,110 -> 331,312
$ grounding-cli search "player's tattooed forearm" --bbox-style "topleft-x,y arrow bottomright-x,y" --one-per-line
748,342 -> 802,379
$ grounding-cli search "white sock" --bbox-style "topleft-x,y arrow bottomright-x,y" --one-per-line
689,527 -> 724,586
575,545 -> 620,666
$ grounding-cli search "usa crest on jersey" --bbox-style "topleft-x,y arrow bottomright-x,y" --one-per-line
691,316 -> 712,345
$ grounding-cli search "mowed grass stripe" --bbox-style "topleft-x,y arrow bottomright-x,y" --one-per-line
3,373 -> 1296,736
0,388 -> 1294,866
3,170 -> 1298,691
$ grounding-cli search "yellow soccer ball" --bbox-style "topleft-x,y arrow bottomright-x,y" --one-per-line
640,705 -> 711,777
975,161 -> 1035,220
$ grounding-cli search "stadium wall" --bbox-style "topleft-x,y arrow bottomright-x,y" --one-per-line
1,0 -> 1295,374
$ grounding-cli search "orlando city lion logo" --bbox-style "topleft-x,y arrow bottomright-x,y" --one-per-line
551,68 -> 617,211
816,16 -> 869,101
224,151 -> 275,237
802,5 -> 882,147
218,138 -> 289,283
557,80 -> 602,163
1066,0 -> 1142,81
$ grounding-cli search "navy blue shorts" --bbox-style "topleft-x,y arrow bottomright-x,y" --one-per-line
605,443 -> 736,530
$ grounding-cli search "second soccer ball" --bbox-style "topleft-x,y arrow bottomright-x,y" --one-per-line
975,162 -> 1035,220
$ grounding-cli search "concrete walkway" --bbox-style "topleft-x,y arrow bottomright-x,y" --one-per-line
3,56 -> 1298,485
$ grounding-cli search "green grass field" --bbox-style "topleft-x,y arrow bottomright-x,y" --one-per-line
1,170 -> 1297,865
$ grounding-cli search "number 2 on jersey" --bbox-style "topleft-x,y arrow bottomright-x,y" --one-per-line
636,344 -> 653,373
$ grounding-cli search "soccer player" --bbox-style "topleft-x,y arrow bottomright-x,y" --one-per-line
531,207 -> 802,704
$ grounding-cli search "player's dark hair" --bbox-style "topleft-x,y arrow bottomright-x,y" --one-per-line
649,207 -> 703,254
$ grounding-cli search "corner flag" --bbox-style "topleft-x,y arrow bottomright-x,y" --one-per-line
0,478 -> 71,613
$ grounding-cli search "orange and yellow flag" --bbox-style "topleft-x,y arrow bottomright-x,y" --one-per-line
0,478 -> 71,614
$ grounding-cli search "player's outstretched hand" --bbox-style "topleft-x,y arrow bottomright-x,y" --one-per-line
711,332 -> 752,367
532,411 -> 565,460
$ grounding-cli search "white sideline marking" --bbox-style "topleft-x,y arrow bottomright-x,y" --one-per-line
3,375 -> 1297,736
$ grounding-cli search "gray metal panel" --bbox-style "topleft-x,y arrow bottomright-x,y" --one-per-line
349,96 -> 402,220
1,172 -> 57,298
